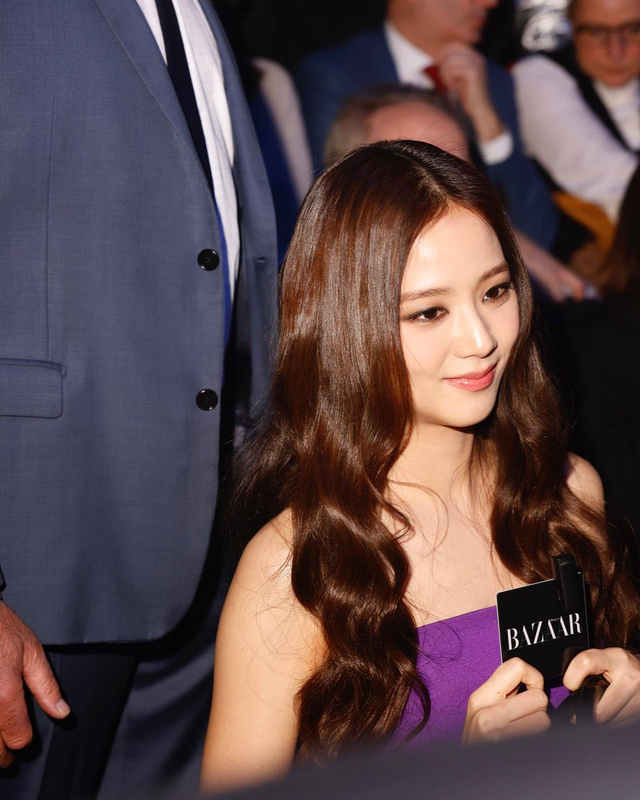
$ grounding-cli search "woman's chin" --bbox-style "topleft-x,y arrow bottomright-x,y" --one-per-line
413,408 -> 497,432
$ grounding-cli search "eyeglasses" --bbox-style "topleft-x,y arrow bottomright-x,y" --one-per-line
573,20 -> 640,46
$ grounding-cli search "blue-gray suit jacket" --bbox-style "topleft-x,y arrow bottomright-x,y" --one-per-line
0,0 -> 277,644
295,27 -> 558,249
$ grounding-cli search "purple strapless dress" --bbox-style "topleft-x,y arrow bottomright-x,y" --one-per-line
392,606 -> 569,746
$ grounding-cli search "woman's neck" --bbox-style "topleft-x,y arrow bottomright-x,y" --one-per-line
388,423 -> 475,498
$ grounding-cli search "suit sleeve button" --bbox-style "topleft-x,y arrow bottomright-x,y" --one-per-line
196,389 -> 218,410
198,249 -> 220,271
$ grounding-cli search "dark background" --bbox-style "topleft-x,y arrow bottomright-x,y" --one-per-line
213,0 -> 520,70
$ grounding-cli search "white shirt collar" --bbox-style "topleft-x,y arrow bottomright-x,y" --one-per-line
384,20 -> 434,86
593,76 -> 640,108
593,76 -> 640,150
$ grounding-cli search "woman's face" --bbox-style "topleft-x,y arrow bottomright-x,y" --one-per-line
399,207 -> 520,432
572,0 -> 640,87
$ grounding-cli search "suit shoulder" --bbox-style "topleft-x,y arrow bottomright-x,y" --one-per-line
296,26 -> 387,75
485,58 -> 514,91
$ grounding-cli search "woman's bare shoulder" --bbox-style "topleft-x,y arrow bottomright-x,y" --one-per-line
224,509 -> 319,659
204,510 -> 318,792
566,453 -> 605,513
237,509 -> 294,591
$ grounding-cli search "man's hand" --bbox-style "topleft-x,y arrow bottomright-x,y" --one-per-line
0,602 -> 70,766
437,43 -> 504,142
516,230 -> 588,302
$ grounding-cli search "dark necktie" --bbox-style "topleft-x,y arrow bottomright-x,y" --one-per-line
424,64 -> 448,96
153,0 -> 232,343
154,0 -> 213,191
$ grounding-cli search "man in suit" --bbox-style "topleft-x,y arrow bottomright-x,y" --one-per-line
0,1 -> 276,797
295,0 -> 559,252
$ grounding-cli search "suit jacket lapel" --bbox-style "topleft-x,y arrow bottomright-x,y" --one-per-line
91,0 -> 203,178
373,26 -> 400,83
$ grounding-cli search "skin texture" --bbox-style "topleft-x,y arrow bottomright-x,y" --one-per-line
462,658 -> 550,743
0,603 -> 70,767
437,42 -> 504,142
366,102 -> 471,161
572,0 -> 640,86
564,647 -> 640,725
399,208 -> 519,431
388,0 -> 498,53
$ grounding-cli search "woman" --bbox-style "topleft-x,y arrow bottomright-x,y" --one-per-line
201,141 -> 640,792
513,0 -> 640,224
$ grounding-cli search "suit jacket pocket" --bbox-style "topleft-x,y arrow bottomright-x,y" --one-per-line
0,359 -> 63,418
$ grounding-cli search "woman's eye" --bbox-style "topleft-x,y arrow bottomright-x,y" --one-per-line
484,282 -> 512,302
409,306 -> 446,323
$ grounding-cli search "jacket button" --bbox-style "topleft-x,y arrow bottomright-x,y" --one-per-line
198,249 -> 220,271
196,389 -> 218,410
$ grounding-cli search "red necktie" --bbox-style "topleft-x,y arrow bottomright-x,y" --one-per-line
424,64 -> 448,95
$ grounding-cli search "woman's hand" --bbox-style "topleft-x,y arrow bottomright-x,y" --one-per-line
462,658 -> 550,744
564,648 -> 640,726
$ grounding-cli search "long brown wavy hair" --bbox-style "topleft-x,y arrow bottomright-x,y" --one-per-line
232,141 -> 639,761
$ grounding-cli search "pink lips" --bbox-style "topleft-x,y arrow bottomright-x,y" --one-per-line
444,364 -> 497,392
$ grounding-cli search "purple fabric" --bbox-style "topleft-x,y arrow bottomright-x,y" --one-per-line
392,607 -> 570,746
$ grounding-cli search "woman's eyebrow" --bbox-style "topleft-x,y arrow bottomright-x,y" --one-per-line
479,262 -> 510,283
400,261 -> 510,304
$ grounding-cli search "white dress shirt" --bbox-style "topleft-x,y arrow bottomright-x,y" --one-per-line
513,54 -> 639,222
253,57 -> 314,202
137,0 -> 240,297
383,21 -> 513,165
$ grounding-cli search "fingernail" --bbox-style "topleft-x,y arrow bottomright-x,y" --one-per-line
56,699 -> 71,716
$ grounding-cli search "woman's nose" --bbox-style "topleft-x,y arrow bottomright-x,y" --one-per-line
452,308 -> 497,359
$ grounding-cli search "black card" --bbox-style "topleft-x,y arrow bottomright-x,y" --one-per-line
496,573 -> 590,681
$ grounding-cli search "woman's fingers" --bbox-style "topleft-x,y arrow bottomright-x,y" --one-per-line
563,648 -> 611,690
463,659 -> 548,744
594,673 -> 640,725
594,680 -> 638,725
470,657 -> 544,706
564,648 -> 640,725
488,710 -> 551,742
464,689 -> 549,743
